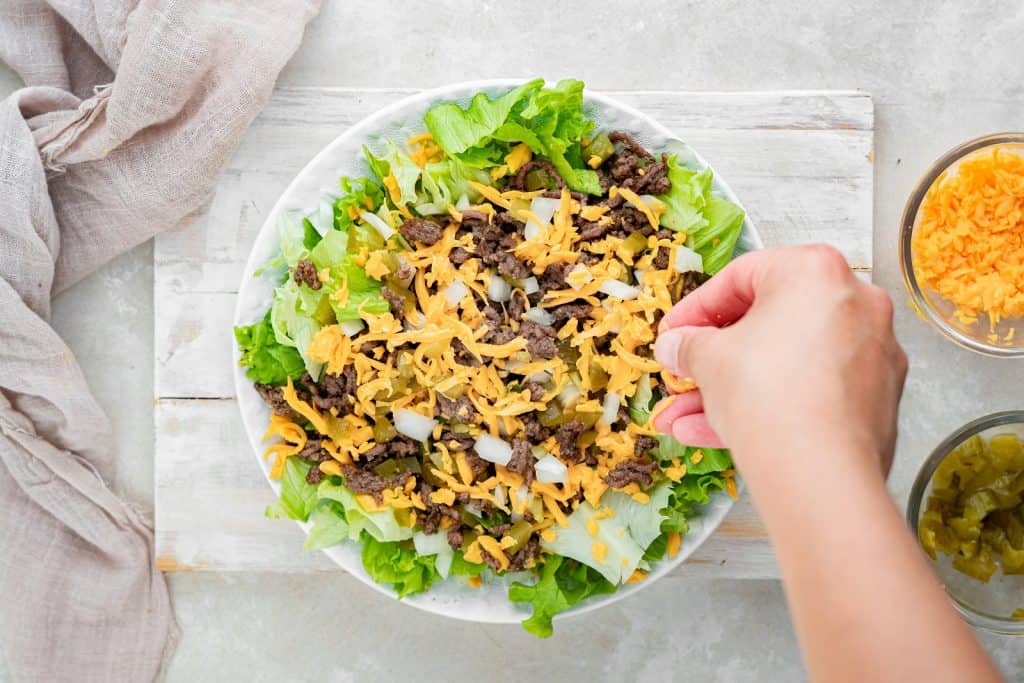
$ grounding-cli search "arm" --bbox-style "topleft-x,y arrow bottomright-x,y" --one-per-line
653,245 -> 1002,683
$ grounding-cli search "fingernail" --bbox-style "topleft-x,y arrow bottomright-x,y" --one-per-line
654,327 -> 686,376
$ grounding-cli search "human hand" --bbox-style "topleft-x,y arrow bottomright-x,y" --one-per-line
652,245 -> 907,476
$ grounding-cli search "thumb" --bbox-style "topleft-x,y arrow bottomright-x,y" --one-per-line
653,325 -> 719,383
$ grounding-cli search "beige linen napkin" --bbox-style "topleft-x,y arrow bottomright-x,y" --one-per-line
0,1 -> 320,680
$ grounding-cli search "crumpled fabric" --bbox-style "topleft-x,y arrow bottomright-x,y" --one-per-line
0,2 -> 321,680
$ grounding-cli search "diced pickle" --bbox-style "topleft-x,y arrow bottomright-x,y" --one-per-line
372,417 -> 398,443
373,457 -> 422,478
620,231 -> 648,258
582,132 -> 615,166
460,530 -> 480,554
918,431 -> 1024,585
505,520 -> 534,555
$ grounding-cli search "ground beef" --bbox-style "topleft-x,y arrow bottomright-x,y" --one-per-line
520,319 -> 558,360
419,482 -> 460,535
359,340 -> 386,357
254,384 -> 293,417
341,465 -> 398,502
522,381 -> 545,402
438,430 -> 475,452
436,393 -> 477,422
604,459 -> 658,489
554,419 -> 586,461
305,466 -> 325,485
446,526 -> 464,550
548,302 -> 593,326
299,367 -> 357,415
537,262 -> 570,292
486,523 -> 512,537
522,413 -> 552,442
381,286 -> 404,321
583,445 -> 599,467
652,246 -> 670,270
452,338 -> 482,367
578,251 -> 603,266
399,217 -> 443,246
681,270 -> 710,297
506,438 -> 535,486
463,449 -> 491,478
395,260 -> 416,282
507,159 -> 565,191
506,292 -> 527,321
449,246 -> 472,266
621,157 -> 671,196
458,208 -> 486,224
362,443 -> 388,463
292,258 -> 321,290
507,537 -> 542,572
497,251 -> 530,279
480,550 -> 504,573
297,436 -> 332,463
634,435 -> 659,459
482,303 -> 515,344
542,189 -> 587,203
611,206 -> 650,235
577,220 -> 616,241
387,436 -> 421,458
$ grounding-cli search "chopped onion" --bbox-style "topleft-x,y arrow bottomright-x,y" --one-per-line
444,279 -> 470,307
634,268 -> 647,285
474,434 -> 513,466
559,383 -> 581,408
522,276 -> 540,295
599,392 -> 622,426
488,273 -> 512,302
464,502 -> 484,518
599,279 -> 641,300
360,211 -> 394,239
528,370 -> 551,384
535,454 -> 568,484
339,320 -> 365,337
394,409 -> 437,442
673,245 -> 704,274
525,196 -> 561,240
455,193 -> 471,210
493,485 -> 507,508
312,196 -> 334,234
524,307 -> 555,326
403,310 -> 426,331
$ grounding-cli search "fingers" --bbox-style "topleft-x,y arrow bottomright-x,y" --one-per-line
659,249 -> 765,331
671,413 -> 725,449
652,391 -> 704,433
654,325 -> 717,380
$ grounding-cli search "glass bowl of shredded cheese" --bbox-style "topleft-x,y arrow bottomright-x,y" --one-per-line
900,133 -> 1024,357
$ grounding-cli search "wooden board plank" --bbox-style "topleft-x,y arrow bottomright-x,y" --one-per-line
154,88 -> 872,576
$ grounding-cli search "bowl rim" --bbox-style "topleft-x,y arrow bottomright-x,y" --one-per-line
230,78 -> 761,625
899,132 -> 1024,358
906,409 -> 1024,634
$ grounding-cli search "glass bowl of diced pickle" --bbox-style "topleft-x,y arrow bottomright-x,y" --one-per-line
907,411 -> 1024,634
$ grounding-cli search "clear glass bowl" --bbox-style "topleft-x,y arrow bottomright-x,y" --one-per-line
906,411 -> 1024,634
899,133 -> 1024,357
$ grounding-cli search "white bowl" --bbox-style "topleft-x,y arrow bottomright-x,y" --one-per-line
233,79 -> 763,625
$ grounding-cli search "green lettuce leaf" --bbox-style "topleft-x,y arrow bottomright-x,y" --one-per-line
601,481 -> 674,551
360,532 -> 438,598
334,177 -> 384,232
692,196 -> 746,275
308,226 -> 349,270
317,481 -> 414,542
425,79 -> 543,155
302,218 -> 323,250
628,373 -> 654,424
304,501 -> 350,550
541,500 -> 644,585
234,311 -> 306,386
509,555 -> 615,638
653,435 -> 733,474
270,279 -> 327,379
675,472 -> 728,505
278,213 -> 310,268
265,457 -> 318,522
450,552 -> 487,578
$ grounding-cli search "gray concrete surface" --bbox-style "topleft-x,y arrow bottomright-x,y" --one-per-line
2,1 -> 1023,680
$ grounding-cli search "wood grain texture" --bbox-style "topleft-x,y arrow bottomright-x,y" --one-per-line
154,88 -> 873,576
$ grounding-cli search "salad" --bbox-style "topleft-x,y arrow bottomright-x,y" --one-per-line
234,79 -> 745,636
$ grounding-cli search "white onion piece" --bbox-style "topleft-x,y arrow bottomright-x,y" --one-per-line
394,409 -> 437,442
455,193 -> 471,210
487,273 -> 512,302
524,307 -> 555,326
559,383 -> 581,407
525,196 -> 561,239
414,532 -> 451,557
599,392 -> 622,426
464,502 -> 485,518
474,434 -> 513,466
339,319 -> 365,337
535,454 -> 569,484
673,245 -> 704,274
312,196 -> 334,233
599,279 -> 641,300
403,310 -> 426,331
444,279 -> 470,307
527,370 -> 551,384
522,276 -> 540,295
567,265 -> 594,290
493,485 -> 507,508
360,211 -> 394,239
634,268 -> 647,285
524,222 -> 541,240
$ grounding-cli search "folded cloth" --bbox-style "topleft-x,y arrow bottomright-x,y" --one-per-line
0,2 -> 320,680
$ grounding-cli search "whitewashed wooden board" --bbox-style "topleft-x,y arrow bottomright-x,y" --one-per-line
154,88 -> 873,576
